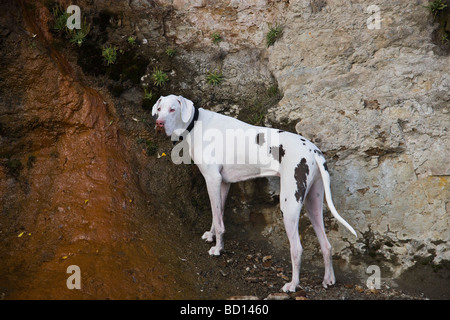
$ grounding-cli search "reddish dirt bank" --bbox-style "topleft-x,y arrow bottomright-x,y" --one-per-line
0,0 -> 196,299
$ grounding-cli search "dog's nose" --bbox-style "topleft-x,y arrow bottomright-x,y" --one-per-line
156,119 -> 165,128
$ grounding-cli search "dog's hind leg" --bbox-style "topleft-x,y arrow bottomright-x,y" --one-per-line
305,179 -> 335,288
280,177 -> 303,292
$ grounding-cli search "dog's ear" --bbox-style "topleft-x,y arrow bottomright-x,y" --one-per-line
152,97 -> 162,118
178,96 -> 194,123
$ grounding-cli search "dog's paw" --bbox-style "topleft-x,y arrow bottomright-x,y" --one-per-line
322,276 -> 336,289
281,282 -> 298,293
201,231 -> 214,243
208,246 -> 222,256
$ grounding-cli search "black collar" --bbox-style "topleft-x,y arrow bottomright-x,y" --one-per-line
186,107 -> 199,133
173,107 -> 199,144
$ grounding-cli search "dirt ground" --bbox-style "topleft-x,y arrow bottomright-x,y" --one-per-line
151,208 -> 430,301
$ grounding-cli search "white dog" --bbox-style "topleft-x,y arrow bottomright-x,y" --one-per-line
152,95 -> 357,292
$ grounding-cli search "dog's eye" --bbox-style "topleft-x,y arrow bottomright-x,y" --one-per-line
157,107 -> 161,112
169,108 -> 175,113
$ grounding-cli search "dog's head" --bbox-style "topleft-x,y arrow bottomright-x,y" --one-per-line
152,95 -> 194,137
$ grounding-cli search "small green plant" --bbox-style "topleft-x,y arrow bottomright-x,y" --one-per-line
152,68 -> 169,87
266,24 -> 283,47
166,47 -> 177,57
52,4 -> 90,46
52,7 -> 70,32
70,30 -> 86,46
241,84 -> 282,126
102,45 -> 118,65
423,0 -> 448,19
267,85 -> 280,99
69,23 -> 90,47
441,30 -> 450,43
248,112 -> 266,126
211,32 -> 223,44
127,36 -> 136,45
143,88 -> 153,100
206,70 -> 224,86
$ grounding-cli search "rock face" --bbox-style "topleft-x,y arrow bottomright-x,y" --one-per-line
266,0 -> 450,278
145,0 -> 450,280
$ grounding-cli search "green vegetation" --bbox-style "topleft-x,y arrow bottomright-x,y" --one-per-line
166,47 -> 177,57
424,0 -> 448,19
69,23 -> 90,47
52,6 -> 70,32
143,88 -> 153,100
244,85 -> 282,126
152,68 -> 169,87
127,36 -> 136,45
69,29 -> 87,46
441,30 -> 450,43
211,32 -> 223,44
247,112 -> 266,126
102,45 -> 118,65
266,24 -> 283,47
51,4 -> 90,46
266,85 -> 280,99
206,70 -> 224,86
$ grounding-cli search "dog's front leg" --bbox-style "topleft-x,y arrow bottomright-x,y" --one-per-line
202,181 -> 230,244
203,173 -> 225,256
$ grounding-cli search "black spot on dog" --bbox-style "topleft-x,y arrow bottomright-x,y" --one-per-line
278,130 -> 285,133
300,138 -> 306,142
323,161 -> 329,172
294,158 -> 309,203
313,149 -> 324,157
256,132 -> 265,146
270,145 -> 286,163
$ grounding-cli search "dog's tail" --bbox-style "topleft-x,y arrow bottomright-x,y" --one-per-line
314,153 -> 357,237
